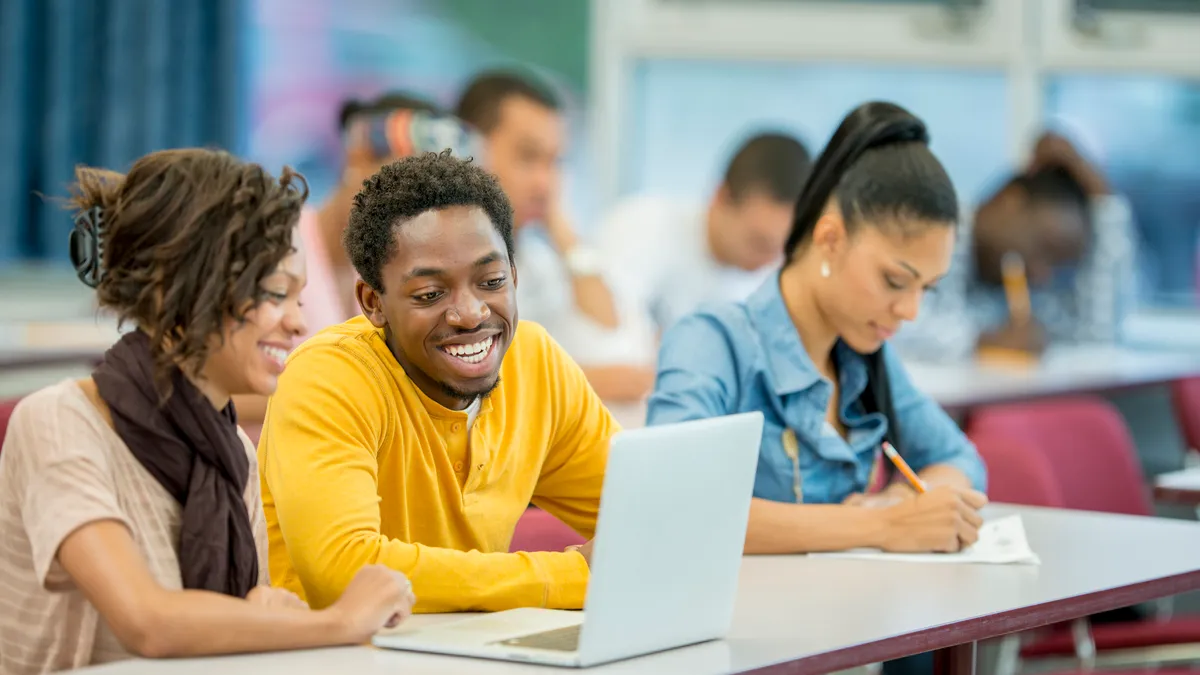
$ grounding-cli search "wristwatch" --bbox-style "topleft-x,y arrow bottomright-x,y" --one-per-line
563,246 -> 604,277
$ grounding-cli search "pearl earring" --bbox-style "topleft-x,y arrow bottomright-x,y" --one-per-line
820,261 -> 831,278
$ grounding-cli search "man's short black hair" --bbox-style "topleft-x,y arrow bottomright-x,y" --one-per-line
722,132 -> 812,204
344,150 -> 514,291
455,70 -> 561,134
338,91 -> 440,131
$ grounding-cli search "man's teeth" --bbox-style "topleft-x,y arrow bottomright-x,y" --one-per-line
443,336 -> 493,363
259,345 -> 289,365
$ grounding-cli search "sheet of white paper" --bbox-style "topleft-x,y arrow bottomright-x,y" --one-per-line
809,514 -> 1040,565
1155,467 -> 1200,490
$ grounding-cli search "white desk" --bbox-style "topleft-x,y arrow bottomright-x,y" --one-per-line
1155,466 -> 1200,507
1122,311 -> 1200,351
905,344 -> 1200,410
76,505 -> 1200,675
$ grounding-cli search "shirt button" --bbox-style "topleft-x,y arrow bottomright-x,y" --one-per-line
454,461 -> 464,472
452,423 -> 463,432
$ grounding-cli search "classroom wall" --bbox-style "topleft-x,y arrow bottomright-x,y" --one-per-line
3,0 -> 1197,305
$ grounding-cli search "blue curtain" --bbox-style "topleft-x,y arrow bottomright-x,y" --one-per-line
0,0 -> 246,265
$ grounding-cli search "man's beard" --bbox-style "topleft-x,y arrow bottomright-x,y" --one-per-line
438,375 -> 501,403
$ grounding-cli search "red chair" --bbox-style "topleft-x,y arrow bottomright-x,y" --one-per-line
0,397 -> 22,451
509,507 -> 585,553
968,397 -> 1200,672
1171,377 -> 1200,455
968,396 -> 1152,516
969,428 -> 1065,508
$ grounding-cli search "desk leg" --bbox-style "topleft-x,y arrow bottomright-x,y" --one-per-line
934,641 -> 976,675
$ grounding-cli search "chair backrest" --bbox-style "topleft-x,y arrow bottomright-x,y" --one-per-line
0,397 -> 22,452
1171,376 -> 1200,455
968,428 -> 1066,508
509,507 -> 585,553
966,396 -> 1152,516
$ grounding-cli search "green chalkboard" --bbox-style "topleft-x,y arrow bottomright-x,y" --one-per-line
438,0 -> 589,92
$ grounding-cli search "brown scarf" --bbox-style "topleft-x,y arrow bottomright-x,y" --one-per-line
92,331 -> 259,597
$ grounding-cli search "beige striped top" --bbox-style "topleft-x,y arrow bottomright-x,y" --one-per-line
0,380 -> 268,675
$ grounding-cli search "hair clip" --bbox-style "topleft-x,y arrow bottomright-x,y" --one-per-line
69,206 -> 105,289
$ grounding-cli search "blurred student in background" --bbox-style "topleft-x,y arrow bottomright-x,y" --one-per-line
0,150 -> 413,674
299,91 -> 481,337
647,102 -> 988,556
455,71 -> 651,401
590,132 -> 812,373
236,92 -> 480,428
296,92 -> 441,334
894,131 -> 1137,361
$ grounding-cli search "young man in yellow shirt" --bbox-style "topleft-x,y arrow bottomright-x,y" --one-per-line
258,150 -> 618,613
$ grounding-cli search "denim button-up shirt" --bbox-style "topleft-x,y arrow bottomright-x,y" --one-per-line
646,272 -> 987,504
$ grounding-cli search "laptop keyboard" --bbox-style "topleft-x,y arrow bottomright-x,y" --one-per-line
495,624 -> 582,652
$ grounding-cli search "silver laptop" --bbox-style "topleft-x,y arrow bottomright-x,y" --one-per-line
372,412 -> 764,668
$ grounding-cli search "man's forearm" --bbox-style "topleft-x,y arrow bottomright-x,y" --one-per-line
569,275 -> 620,328
546,214 -> 620,329
580,364 -> 655,403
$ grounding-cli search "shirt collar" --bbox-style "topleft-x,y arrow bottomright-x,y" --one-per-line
746,271 -> 822,396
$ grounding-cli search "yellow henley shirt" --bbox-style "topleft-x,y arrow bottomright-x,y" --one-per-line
258,316 -> 617,612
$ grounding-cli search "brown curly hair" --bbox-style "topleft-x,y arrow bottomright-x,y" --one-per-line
68,148 -> 308,387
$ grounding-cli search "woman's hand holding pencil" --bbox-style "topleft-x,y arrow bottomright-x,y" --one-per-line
875,485 -> 989,553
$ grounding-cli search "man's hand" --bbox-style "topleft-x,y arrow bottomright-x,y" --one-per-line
566,539 -> 595,567
544,196 -> 619,327
544,199 -> 580,258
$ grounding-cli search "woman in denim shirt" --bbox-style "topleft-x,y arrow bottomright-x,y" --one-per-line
647,102 -> 988,556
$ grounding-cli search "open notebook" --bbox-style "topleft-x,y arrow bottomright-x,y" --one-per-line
810,514 -> 1040,565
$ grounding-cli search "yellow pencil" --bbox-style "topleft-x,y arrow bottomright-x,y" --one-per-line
882,442 -> 927,494
1001,251 -> 1031,325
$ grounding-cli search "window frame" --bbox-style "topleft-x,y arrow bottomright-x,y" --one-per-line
1040,0 -> 1200,75
589,0 -> 1200,208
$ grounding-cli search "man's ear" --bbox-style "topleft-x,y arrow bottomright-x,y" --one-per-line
356,280 -> 388,328
711,183 -> 735,210
510,263 -> 519,289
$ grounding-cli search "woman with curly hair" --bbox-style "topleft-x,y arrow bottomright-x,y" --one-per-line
0,149 -> 415,674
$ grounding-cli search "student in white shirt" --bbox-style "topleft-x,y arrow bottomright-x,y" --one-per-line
455,70 -> 649,401
593,132 -> 813,357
